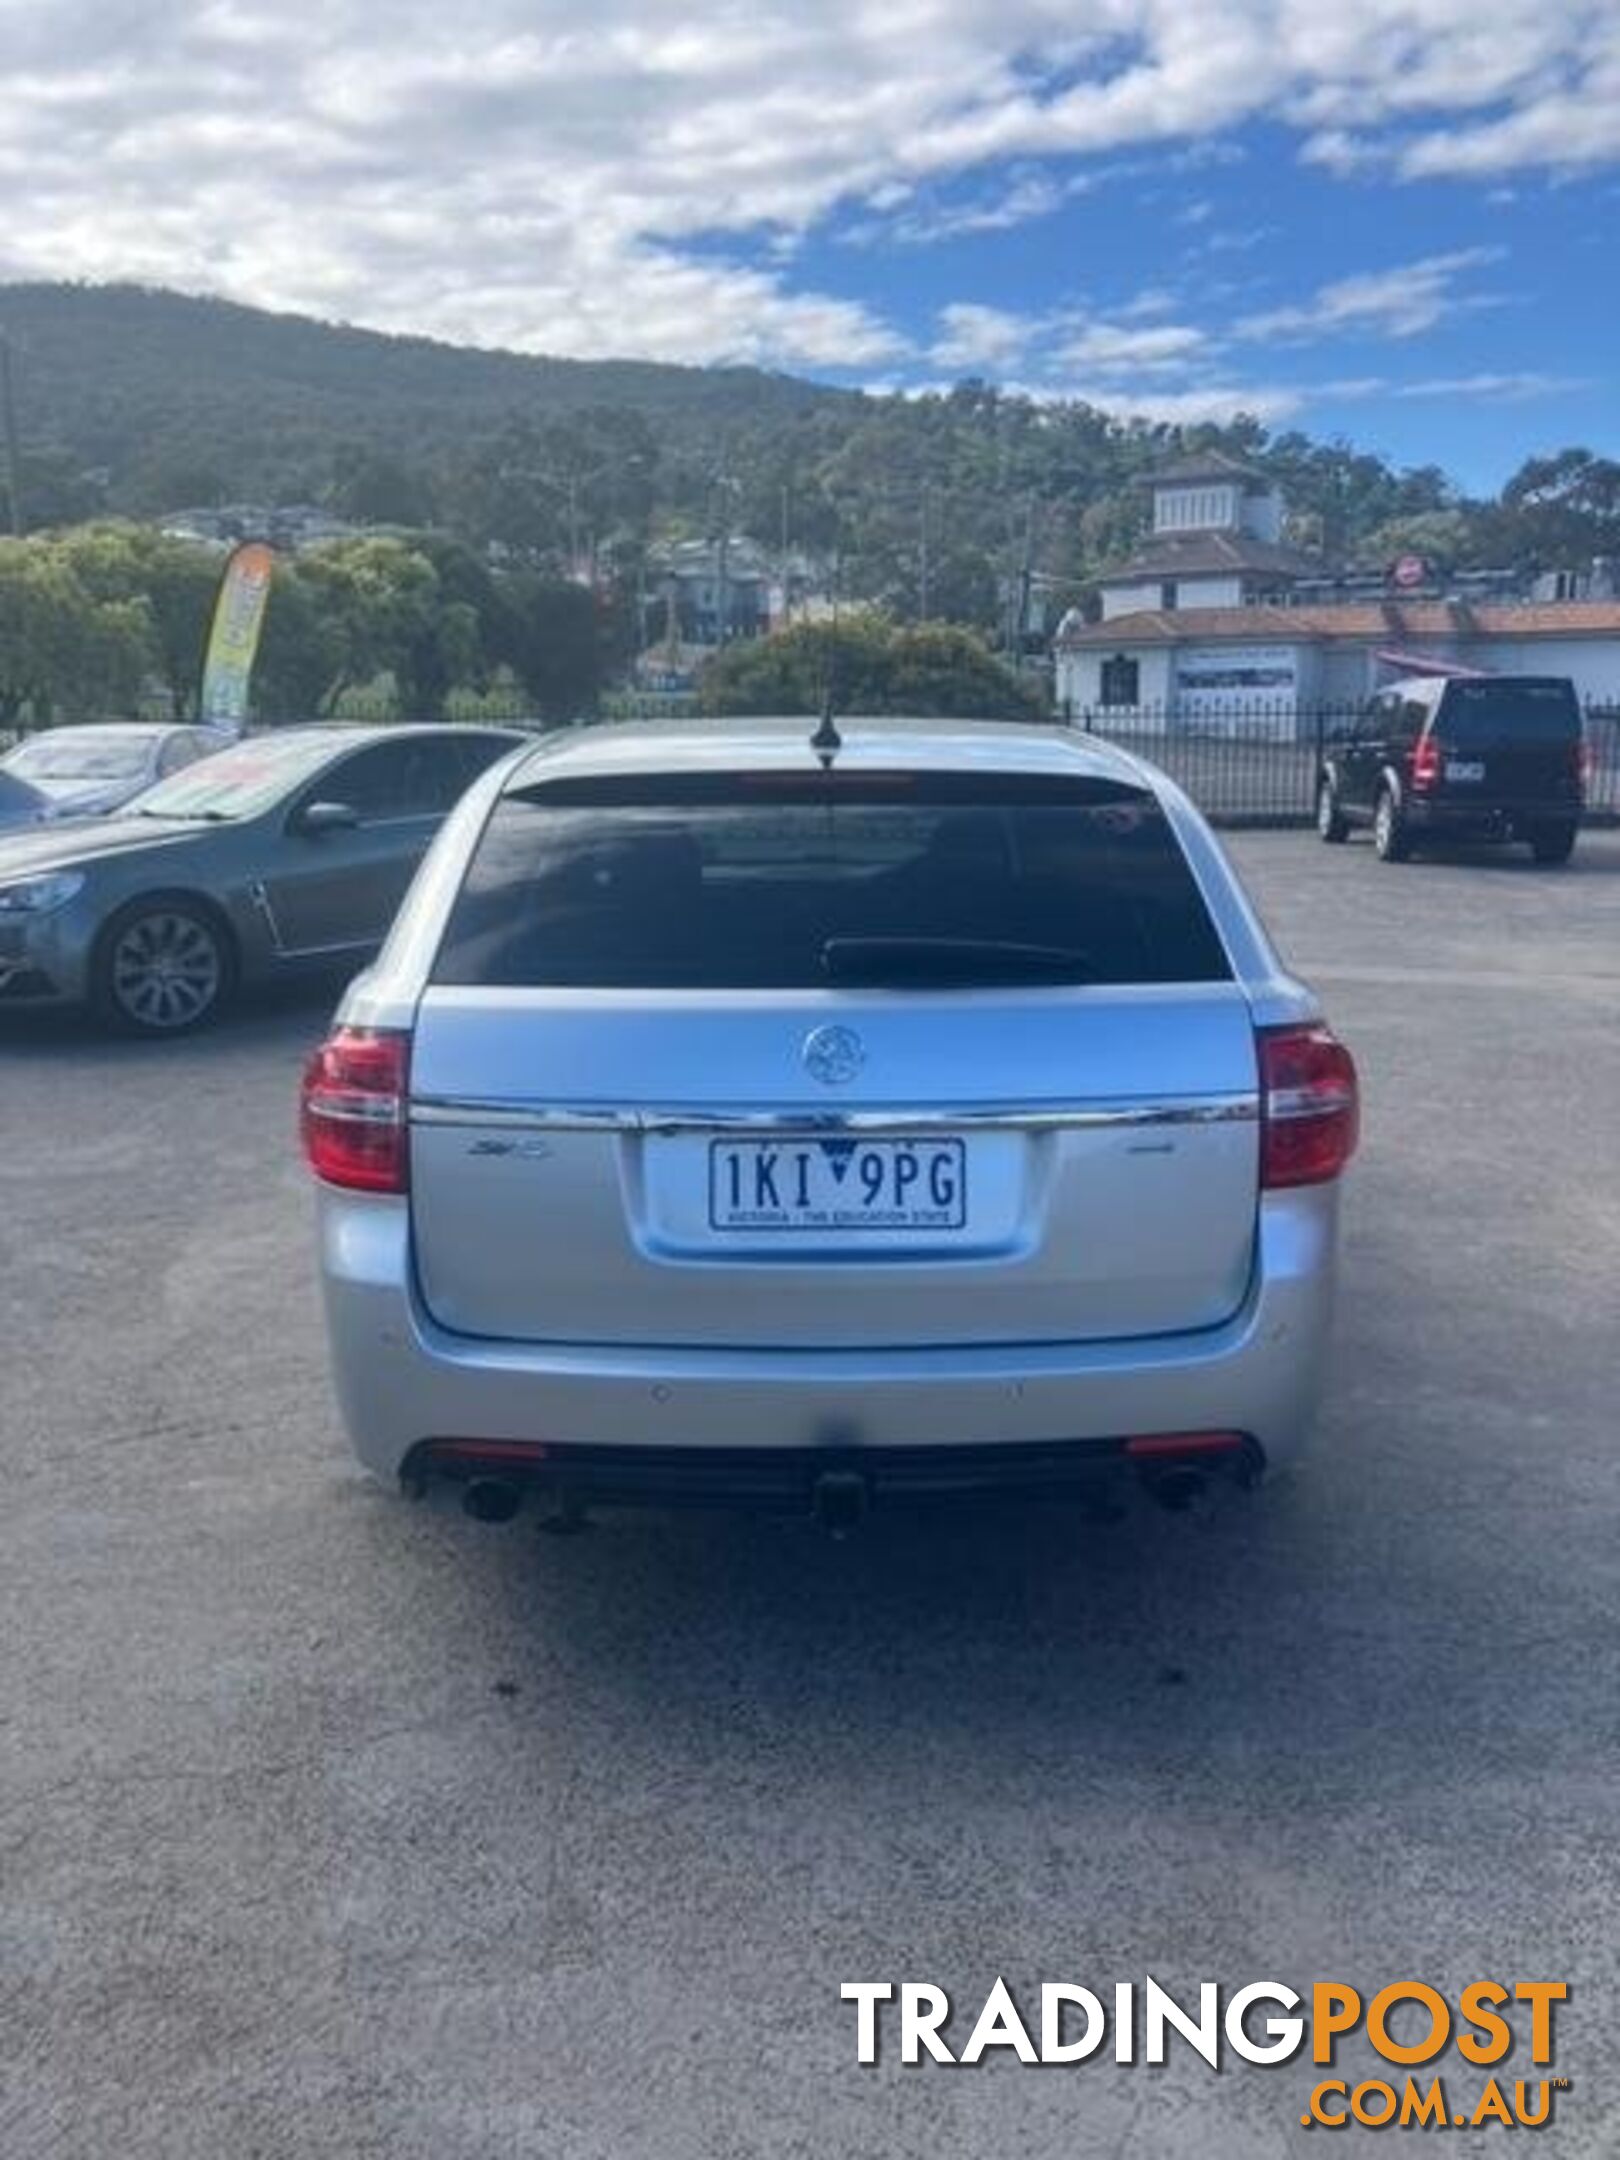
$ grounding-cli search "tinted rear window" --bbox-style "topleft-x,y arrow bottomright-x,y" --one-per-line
432,771 -> 1231,989
1436,680 -> 1579,746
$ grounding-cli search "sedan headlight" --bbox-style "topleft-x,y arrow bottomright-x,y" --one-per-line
0,871 -> 87,914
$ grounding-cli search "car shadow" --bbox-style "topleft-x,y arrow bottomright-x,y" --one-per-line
350,1429 -> 1558,1827
0,969 -> 352,1060
1349,829 -> 1619,874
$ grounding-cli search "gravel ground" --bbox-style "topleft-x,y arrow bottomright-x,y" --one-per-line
3,827 -> 1617,2158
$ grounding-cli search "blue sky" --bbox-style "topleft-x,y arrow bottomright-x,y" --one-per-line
1,2 -> 1616,494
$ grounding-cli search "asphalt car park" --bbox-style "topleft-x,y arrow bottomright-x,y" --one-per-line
3,829 -> 1618,2158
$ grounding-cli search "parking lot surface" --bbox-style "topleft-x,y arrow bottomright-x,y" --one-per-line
4,830 -> 1619,2158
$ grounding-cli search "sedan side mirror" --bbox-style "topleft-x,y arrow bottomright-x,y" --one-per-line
296,799 -> 360,835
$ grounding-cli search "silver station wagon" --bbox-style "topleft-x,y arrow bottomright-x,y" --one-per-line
304,717 -> 1358,1529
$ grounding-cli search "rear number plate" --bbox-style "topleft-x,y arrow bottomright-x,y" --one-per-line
708,1138 -> 966,1232
1445,759 -> 1486,782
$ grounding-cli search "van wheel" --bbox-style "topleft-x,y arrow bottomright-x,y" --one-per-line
92,898 -> 234,1035
1372,787 -> 1410,863
1316,777 -> 1349,843
1529,822 -> 1577,866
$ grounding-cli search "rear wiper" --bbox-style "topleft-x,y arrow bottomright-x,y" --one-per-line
820,936 -> 1096,984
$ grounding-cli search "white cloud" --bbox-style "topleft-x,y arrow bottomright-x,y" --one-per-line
930,302 -> 1037,370
1390,371 -> 1578,401
862,171 -> 1083,246
1237,249 -> 1504,342
0,3 -> 1613,373
1057,320 -> 1209,370
1204,225 -> 1275,254
1051,382 -> 1306,426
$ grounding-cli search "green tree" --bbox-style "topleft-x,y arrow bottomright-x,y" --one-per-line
53,523 -> 221,717
0,537 -> 148,728
293,535 -> 462,715
253,559 -> 345,721
14,448 -> 108,530
499,575 -> 603,723
1359,510 -> 1479,576
1485,449 -> 1620,567
328,446 -> 439,528
699,615 -> 1046,722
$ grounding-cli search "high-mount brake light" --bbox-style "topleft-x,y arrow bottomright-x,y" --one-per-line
300,1027 -> 410,1193
1257,1023 -> 1359,1189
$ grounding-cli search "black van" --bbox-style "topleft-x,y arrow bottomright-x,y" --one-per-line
1317,675 -> 1585,864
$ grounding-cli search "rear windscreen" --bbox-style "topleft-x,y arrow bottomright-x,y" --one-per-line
431,770 -> 1231,989
1437,680 -> 1580,746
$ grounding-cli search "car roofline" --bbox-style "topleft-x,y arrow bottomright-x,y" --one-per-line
499,716 -> 1154,793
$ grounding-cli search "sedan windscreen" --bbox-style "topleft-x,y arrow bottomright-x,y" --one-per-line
129,732 -> 348,820
7,733 -> 151,781
432,770 -> 1232,988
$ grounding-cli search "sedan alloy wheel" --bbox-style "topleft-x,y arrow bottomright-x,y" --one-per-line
103,905 -> 227,1033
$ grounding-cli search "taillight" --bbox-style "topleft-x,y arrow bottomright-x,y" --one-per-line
1409,734 -> 1442,789
1258,1023 -> 1359,1189
300,1026 -> 410,1192
1574,736 -> 1593,789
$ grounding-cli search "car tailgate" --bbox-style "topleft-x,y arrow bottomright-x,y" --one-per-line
407,982 -> 1260,1350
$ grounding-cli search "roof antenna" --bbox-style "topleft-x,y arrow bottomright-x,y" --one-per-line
811,683 -> 843,770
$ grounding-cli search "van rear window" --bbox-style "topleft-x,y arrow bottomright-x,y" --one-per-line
431,771 -> 1231,990
1437,680 -> 1579,746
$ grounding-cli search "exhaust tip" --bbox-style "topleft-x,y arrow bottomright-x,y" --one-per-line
811,1469 -> 869,1538
462,1477 -> 524,1524
1148,1467 -> 1206,1513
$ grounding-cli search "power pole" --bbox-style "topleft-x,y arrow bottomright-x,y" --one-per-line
0,332 -> 22,536
1005,491 -> 1038,660
1018,492 -> 1039,656
918,482 -> 931,621
779,481 -> 790,625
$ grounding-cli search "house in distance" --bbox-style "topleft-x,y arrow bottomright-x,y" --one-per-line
1056,453 -> 1620,737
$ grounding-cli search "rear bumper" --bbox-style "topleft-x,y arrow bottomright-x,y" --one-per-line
1404,796 -> 1580,835
407,1434 -> 1265,1515
317,1184 -> 1341,1490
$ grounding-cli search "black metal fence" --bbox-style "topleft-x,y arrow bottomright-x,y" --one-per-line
8,701 -> 1617,830
1070,702 -> 1620,827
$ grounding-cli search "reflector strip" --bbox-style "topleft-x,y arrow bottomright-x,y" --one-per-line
1123,1432 -> 1246,1459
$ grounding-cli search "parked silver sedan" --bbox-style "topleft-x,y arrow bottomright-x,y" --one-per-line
1,722 -> 234,818
305,717 -> 1358,1525
0,724 -> 525,1032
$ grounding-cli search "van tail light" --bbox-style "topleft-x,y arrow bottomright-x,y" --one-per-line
1574,736 -> 1593,789
1409,734 -> 1442,790
1258,1023 -> 1359,1189
301,1026 -> 410,1192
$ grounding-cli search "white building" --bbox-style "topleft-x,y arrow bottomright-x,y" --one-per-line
1096,451 -> 1317,621
1054,599 -> 1620,737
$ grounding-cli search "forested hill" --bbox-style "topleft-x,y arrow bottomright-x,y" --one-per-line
2,282 -> 1613,617
0,282 -> 846,518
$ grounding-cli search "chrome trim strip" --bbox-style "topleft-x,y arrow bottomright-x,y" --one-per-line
248,877 -> 282,952
409,1093 -> 1259,1136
